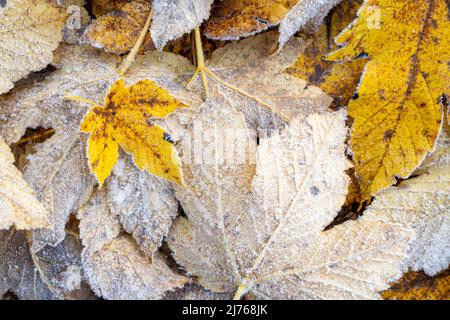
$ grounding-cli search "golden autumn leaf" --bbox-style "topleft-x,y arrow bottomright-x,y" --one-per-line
327,0 -> 449,201
83,0 -> 153,54
79,78 -> 189,187
382,269 -> 450,300
286,0 -> 366,109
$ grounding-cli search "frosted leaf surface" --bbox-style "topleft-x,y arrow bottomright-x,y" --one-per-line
0,0 -> 67,94
0,230 -> 54,300
200,32 -> 332,129
82,234 -> 187,300
0,137 -> 49,230
0,45 -> 199,250
169,108 -> 412,299
151,0 -> 214,50
279,0 -> 343,48
108,156 -> 178,258
364,129 -> 450,276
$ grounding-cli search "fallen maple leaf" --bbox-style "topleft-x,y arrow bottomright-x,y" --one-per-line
168,102 -> 412,299
0,0 -> 67,94
327,0 -> 449,201
205,0 -> 342,48
0,137 -> 49,230
286,0 -> 366,109
78,78 -> 188,187
0,45 -> 199,251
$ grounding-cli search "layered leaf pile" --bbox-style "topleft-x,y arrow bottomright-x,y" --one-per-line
0,0 -> 448,300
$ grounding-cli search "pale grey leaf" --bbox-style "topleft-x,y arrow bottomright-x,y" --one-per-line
82,234 -> 187,300
151,0 -> 214,50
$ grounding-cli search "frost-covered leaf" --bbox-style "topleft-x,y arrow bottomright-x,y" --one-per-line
0,137 -> 49,230
32,232 -> 96,300
83,0 -> 153,54
82,232 -> 187,299
169,102 -> 411,299
286,0 -> 365,109
327,0 -> 449,200
77,188 -> 121,258
0,230 -> 54,300
195,32 -> 332,129
78,188 -> 187,299
107,157 -> 179,258
0,0 -> 67,94
0,45 -> 199,250
278,0 -> 342,47
151,0 -> 214,50
77,155 -> 179,259
364,129 -> 450,276
80,78 -> 188,186
205,0 -> 342,48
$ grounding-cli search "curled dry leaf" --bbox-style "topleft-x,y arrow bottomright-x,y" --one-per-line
169,101 -> 412,299
0,137 -> 49,230
205,0 -> 342,48
0,0 -> 67,94
327,0 -> 450,201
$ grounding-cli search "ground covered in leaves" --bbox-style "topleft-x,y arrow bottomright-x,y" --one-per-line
0,0 -> 448,300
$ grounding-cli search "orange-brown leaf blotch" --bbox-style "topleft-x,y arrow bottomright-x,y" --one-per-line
80,79 -> 189,186
83,0 -> 153,54
382,269 -> 450,300
204,0 -> 298,40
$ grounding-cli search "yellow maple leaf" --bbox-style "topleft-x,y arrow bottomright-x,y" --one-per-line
327,0 -> 449,200
78,79 -> 188,186
286,0 -> 366,109
83,0 -> 153,54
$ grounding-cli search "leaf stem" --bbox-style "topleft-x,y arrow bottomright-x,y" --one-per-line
187,28 -> 289,121
118,8 -> 153,76
232,283 -> 248,300
64,96 -> 100,107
